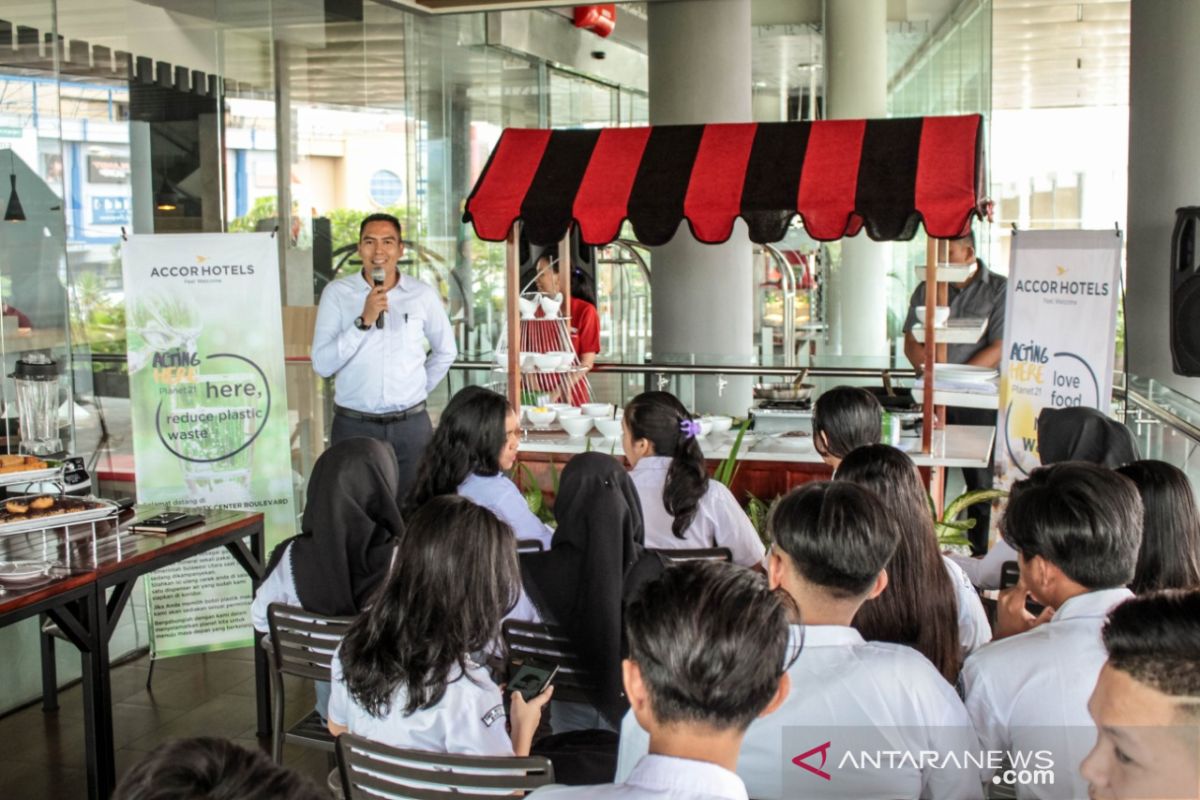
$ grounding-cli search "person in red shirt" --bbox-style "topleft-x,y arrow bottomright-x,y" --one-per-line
534,255 -> 600,405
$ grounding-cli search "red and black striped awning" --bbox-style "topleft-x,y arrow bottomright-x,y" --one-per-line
463,115 -> 986,247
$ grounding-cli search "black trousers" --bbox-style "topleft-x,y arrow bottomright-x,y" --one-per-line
946,406 -> 997,556
330,409 -> 433,501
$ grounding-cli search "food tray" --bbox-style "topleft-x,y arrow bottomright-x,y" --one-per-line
0,496 -> 119,536
0,462 -> 63,488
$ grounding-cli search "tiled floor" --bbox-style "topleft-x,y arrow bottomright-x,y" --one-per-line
0,646 -> 335,798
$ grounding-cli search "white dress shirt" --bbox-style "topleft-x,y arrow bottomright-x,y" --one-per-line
250,542 -> 300,633
943,556 -> 992,655
629,457 -> 766,567
328,648 -> 514,756
947,539 -> 1018,590
312,272 -> 456,413
532,754 -> 748,800
616,625 -> 982,800
961,587 -> 1134,800
458,472 -> 554,551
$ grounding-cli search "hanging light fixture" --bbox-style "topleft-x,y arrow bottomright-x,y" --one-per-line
154,176 -> 181,212
4,150 -> 25,223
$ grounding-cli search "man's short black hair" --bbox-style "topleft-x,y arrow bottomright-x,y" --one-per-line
768,481 -> 897,599
625,560 -> 795,733
1103,590 -> 1200,720
954,227 -> 976,251
812,386 -> 882,460
1002,461 -> 1143,589
359,212 -> 402,240
115,737 -> 326,800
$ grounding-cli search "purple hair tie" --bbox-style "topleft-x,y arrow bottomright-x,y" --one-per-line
679,419 -> 702,439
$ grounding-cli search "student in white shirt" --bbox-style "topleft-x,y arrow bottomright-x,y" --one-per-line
622,391 -> 765,567
406,385 -> 552,550
961,462 -> 1143,799
531,560 -> 794,800
811,386 -> 882,470
311,213 -> 457,497
837,444 -> 990,674
617,481 -> 985,800
1081,590 -> 1200,800
250,437 -> 405,720
327,495 -> 551,755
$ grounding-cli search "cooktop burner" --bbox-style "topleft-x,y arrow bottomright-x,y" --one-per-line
756,399 -> 813,412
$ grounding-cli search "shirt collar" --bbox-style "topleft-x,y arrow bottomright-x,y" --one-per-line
626,754 -> 748,800
794,624 -> 865,648
631,456 -> 673,474
1050,587 -> 1134,624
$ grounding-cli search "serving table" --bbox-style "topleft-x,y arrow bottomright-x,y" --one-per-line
0,508 -> 266,800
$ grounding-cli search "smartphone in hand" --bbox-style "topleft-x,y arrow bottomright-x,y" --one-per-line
508,657 -> 559,702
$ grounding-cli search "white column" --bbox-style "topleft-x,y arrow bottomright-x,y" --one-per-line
648,0 -> 753,416
824,0 -> 889,359
1126,1 -> 1200,397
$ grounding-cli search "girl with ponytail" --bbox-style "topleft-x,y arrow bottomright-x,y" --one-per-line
622,392 -> 765,568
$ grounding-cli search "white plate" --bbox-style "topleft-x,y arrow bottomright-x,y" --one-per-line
0,464 -> 62,488
774,433 -> 814,452
0,560 -> 55,584
0,497 -> 120,536
933,365 -> 998,382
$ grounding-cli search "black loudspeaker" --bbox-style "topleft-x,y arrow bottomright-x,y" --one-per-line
1170,207 -> 1200,376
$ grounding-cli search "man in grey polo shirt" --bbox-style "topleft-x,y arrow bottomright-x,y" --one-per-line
903,230 -> 1006,555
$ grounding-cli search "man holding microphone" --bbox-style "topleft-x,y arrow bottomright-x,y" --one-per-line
312,213 -> 456,496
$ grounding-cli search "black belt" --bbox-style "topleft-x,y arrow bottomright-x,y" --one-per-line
335,402 -> 426,424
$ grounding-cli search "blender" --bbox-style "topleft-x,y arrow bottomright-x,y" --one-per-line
13,354 -> 61,456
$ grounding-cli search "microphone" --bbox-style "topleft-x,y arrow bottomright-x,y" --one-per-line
371,268 -> 386,329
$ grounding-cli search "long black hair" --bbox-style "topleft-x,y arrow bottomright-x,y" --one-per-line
812,386 -> 882,461
338,495 -> 521,718
836,444 -> 962,683
624,391 -> 707,539
539,255 -> 597,307
1117,460 -> 1200,594
405,386 -> 511,515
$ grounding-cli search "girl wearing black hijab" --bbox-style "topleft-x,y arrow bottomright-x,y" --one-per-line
251,437 -> 406,719
520,452 -> 657,734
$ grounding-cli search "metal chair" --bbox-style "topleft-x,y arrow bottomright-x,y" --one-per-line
501,620 -> 598,705
650,546 -> 733,563
265,602 -> 354,764
516,538 -> 545,554
335,733 -> 555,799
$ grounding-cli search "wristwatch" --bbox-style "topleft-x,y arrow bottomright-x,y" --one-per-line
354,316 -> 370,331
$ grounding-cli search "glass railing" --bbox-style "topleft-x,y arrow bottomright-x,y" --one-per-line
1117,374 -> 1200,495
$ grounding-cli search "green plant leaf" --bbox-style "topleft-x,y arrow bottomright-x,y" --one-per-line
715,418 -> 752,487
942,489 -> 1009,523
519,463 -> 544,518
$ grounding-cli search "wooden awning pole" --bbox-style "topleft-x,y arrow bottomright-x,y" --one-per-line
922,235 -> 938,455
506,225 -> 522,412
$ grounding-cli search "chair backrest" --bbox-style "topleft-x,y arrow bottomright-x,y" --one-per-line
516,538 -> 545,554
335,733 -> 555,799
651,547 -> 733,563
267,603 -> 355,682
501,620 -> 598,705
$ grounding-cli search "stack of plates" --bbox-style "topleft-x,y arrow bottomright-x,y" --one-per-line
0,560 -> 56,588
933,365 -> 998,383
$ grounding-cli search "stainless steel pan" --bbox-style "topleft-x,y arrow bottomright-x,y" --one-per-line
753,368 -> 812,402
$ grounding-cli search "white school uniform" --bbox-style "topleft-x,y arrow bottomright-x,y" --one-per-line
616,625 -> 983,800
629,457 -> 766,567
943,556 -> 992,655
531,754 -> 748,800
327,648 -> 514,756
961,587 -> 1133,800
250,542 -> 300,633
459,472 -> 554,551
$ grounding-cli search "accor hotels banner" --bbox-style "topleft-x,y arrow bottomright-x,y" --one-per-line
122,233 -> 296,658
996,229 -> 1123,488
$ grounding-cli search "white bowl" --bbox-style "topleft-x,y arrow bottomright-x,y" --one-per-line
533,352 -> 562,371
582,403 -> 614,418
547,403 -> 575,412
559,416 -> 594,438
539,293 -> 563,317
518,295 -> 539,319
594,417 -> 624,439
915,305 -> 951,327
554,407 -> 583,419
696,418 -> 714,438
553,350 -> 577,367
706,415 -> 733,435
526,407 -> 557,427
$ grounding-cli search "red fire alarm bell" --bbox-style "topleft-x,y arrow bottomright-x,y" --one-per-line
574,5 -> 616,38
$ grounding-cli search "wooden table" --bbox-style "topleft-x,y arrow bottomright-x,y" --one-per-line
0,508 -> 267,799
